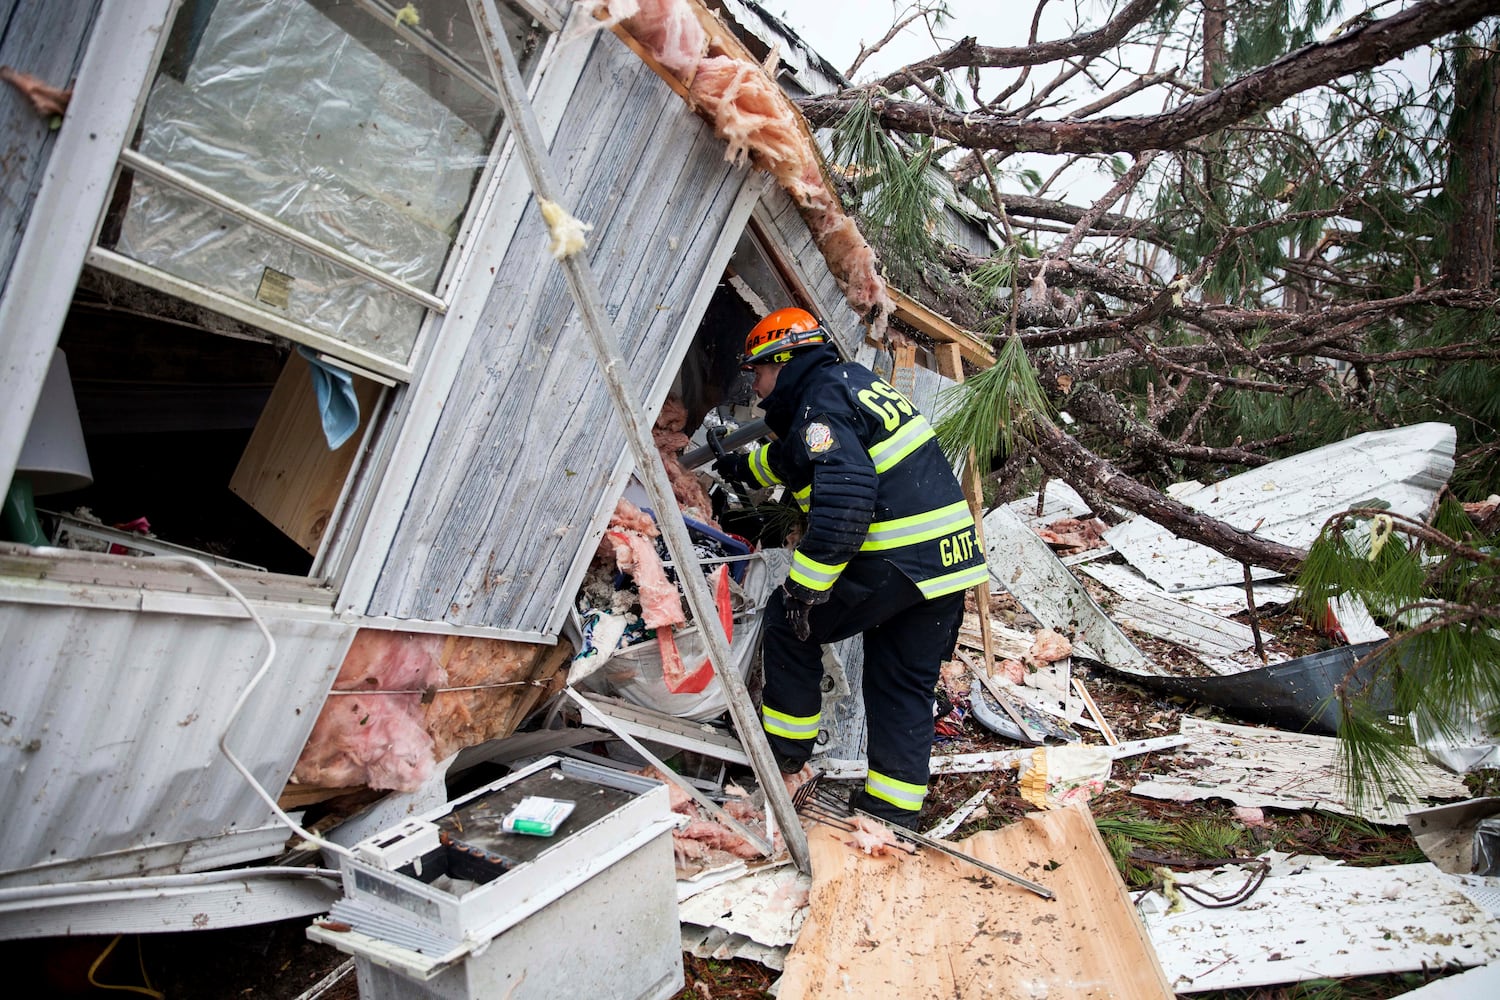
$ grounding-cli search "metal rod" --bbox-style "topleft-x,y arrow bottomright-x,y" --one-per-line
565,689 -> 772,857
798,783 -> 1054,899
470,0 -> 809,872
117,149 -> 448,313
679,418 -> 771,469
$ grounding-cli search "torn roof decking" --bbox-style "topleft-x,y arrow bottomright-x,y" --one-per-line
367,32 -> 756,632
1105,422 -> 1457,592
1144,855 -> 1500,993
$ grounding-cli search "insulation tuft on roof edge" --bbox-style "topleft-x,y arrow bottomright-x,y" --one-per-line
575,0 -> 894,340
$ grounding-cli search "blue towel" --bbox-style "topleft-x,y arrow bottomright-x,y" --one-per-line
297,346 -> 360,450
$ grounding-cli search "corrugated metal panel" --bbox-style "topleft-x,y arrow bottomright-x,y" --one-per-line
0,0 -> 105,296
0,594 -> 348,878
367,33 -> 754,632
1104,422 -> 1457,592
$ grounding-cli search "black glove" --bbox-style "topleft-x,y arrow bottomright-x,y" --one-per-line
784,594 -> 814,642
713,449 -> 750,488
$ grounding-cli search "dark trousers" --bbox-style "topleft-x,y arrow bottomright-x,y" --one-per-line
761,559 -> 964,815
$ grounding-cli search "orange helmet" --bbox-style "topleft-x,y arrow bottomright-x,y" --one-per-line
740,307 -> 827,369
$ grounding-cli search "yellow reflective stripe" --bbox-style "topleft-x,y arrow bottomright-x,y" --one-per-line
860,500 -> 974,552
762,705 -> 820,741
792,484 -> 810,512
868,415 -> 935,473
865,769 -> 926,811
789,550 -> 845,591
917,562 -> 991,599
748,445 -> 781,487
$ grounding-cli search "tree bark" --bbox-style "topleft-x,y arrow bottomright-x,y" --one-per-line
801,0 -> 1497,154
1029,418 -> 1308,573
1442,47 -> 1500,290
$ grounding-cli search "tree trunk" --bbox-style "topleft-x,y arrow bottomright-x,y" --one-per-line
1029,418 -> 1308,574
1442,48 -> 1500,290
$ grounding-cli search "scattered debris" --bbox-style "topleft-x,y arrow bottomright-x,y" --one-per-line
1104,423 -> 1456,593
1119,640 -> 1392,736
1132,718 -> 1468,825
679,861 -> 809,970
1018,745 -> 1113,810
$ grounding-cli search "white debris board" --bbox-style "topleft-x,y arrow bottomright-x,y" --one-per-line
1132,717 -> 1469,825
982,502 -> 1150,670
1079,559 -> 1298,618
678,862 -> 809,949
1142,856 -> 1500,993
1104,423 -> 1456,591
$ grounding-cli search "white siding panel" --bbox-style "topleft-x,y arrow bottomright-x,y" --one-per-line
0,599 -> 347,877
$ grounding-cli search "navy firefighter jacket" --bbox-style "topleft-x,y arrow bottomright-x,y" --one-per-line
741,344 -> 987,604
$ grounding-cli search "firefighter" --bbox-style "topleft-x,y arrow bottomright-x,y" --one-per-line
713,307 -> 987,828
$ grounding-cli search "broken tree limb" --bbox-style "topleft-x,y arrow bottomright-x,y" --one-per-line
1029,417 -> 1308,575
470,0 -> 808,871
802,0 -> 1497,154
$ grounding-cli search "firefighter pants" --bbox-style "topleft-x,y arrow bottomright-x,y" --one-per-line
760,558 -> 965,823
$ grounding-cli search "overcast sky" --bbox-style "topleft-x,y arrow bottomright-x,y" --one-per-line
774,0 -> 1104,83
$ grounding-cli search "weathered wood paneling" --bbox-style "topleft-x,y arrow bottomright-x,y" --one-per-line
368,36 -> 752,632
0,0 -> 103,297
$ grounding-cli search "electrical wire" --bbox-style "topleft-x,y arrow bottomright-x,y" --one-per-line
87,935 -> 164,999
160,557 -> 353,860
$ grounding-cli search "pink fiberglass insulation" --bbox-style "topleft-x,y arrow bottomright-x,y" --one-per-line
585,0 -> 893,337
689,56 -> 805,171
600,499 -> 686,629
654,395 -> 717,526
292,631 -> 445,792
622,0 -> 706,81
424,636 -> 554,761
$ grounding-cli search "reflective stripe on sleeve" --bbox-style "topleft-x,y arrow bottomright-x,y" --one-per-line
788,550 -> 845,592
762,705 -> 820,741
865,769 -> 926,812
916,562 -> 991,599
748,445 -> 781,487
867,415 -> 935,473
860,500 -> 975,552
791,484 -> 811,512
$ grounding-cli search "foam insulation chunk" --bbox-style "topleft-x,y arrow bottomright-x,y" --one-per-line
539,198 -> 592,259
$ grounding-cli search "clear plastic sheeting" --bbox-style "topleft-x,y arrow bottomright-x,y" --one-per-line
110,0 -> 543,363
118,175 -> 428,359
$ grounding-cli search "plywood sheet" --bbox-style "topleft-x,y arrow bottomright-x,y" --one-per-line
230,351 -> 380,553
777,804 -> 1172,999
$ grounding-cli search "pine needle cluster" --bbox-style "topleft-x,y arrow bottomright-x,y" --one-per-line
1296,500 -> 1500,807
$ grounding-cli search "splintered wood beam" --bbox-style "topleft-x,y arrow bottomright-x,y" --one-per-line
470,0 -> 808,872
891,287 -> 995,367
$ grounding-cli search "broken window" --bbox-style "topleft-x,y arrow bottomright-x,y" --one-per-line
90,0 -> 546,379
22,0 -> 553,577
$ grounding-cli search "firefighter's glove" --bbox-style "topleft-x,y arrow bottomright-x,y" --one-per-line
781,581 -> 829,643
784,596 -> 814,642
713,450 -> 751,488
